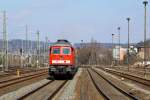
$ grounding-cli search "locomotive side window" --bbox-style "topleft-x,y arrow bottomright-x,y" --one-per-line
63,48 -> 71,55
52,48 -> 60,54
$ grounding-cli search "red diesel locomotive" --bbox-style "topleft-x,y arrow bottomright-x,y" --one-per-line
49,39 -> 77,77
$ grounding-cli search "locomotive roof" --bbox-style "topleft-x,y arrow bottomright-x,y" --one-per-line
52,39 -> 72,47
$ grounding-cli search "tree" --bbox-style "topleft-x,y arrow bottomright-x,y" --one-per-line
77,39 -> 112,65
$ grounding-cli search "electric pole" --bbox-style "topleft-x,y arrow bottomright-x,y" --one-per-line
21,38 -> 24,68
45,36 -> 48,67
43,39 -> 45,64
25,25 -> 28,54
3,11 -> 8,71
36,31 -> 40,68
44,36 -> 48,66
112,34 -> 114,66
25,25 -> 29,67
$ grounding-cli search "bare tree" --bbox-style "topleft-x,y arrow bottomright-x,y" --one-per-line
77,39 -> 112,65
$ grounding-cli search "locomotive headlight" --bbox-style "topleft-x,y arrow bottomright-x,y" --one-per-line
52,60 -> 70,64
66,60 -> 70,63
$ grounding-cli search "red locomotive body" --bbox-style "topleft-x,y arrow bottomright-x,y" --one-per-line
49,39 -> 77,77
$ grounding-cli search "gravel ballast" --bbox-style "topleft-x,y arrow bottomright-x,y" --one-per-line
53,68 -> 82,100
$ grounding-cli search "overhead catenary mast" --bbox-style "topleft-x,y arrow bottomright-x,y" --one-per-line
44,36 -> 48,66
25,25 -> 28,55
43,37 -> 45,64
25,25 -> 29,67
3,11 -> 8,71
36,31 -> 40,68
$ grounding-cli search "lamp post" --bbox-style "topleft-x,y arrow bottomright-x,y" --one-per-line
143,0 -> 148,77
127,17 -> 130,71
117,27 -> 121,65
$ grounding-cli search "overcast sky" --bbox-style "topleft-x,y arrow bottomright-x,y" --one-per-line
0,0 -> 149,43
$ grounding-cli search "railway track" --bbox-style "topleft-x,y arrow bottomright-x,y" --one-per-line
18,80 -> 68,100
0,71 -> 48,88
0,70 -> 48,96
97,67 -> 150,87
0,73 -> 12,78
0,68 -> 47,78
87,68 -> 138,100
75,68 -> 104,100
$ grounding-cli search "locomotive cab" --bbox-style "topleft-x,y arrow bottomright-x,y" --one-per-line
49,39 -> 77,77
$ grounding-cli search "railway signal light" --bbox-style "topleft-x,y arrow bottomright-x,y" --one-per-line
20,48 -> 23,54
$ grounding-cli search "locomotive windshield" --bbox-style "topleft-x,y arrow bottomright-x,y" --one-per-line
52,48 -> 60,54
63,48 -> 71,54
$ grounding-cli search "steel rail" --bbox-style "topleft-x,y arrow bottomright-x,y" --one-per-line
0,72 -> 48,89
92,68 -> 138,100
0,70 -> 48,84
98,67 -> 150,87
87,68 -> 110,100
